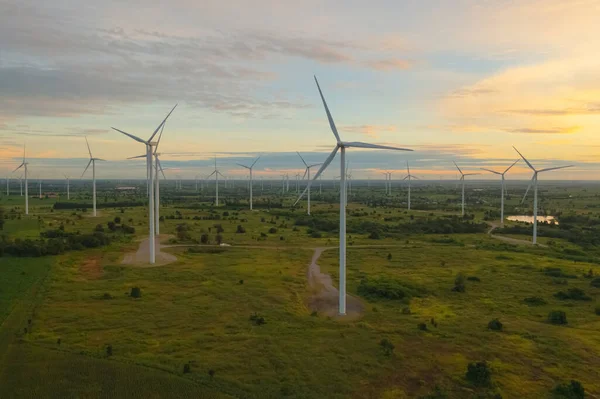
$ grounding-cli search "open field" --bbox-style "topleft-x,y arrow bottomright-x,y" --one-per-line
0,180 -> 599,398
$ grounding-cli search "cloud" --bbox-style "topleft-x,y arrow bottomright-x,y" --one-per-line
503,126 -> 581,134
447,88 -> 498,98
503,104 -> 600,116
340,124 -> 397,138
363,59 -> 412,71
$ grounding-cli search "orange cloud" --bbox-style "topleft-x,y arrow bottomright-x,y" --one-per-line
363,58 -> 412,71
340,124 -> 397,138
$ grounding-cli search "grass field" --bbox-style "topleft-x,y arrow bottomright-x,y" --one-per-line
0,181 -> 599,398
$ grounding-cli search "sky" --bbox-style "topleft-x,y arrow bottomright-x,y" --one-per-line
1,0 -> 599,181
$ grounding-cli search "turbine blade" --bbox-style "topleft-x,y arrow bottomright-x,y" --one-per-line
236,163 -> 251,169
302,168 -> 308,180
463,173 -> 480,176
344,142 -> 412,151
155,121 -> 166,152
81,159 -> 92,177
297,151 -> 308,167
149,104 -> 178,142
12,163 -> 24,173
513,146 -> 535,171
406,161 -> 410,175
157,159 -> 167,179
112,127 -> 147,144
294,145 -> 339,205
251,155 -> 261,168
85,137 -> 92,158
309,163 -> 322,168
314,76 -> 341,143
503,159 -> 520,174
521,174 -> 535,204
206,171 -> 216,179
480,168 -> 502,175
538,165 -> 574,173
127,154 -> 147,159
94,158 -> 106,161
453,161 -> 463,175
402,176 -> 409,180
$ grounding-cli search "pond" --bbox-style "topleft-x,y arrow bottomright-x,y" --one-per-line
506,215 -> 558,225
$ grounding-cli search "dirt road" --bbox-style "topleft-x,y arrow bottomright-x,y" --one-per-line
122,235 -> 178,267
487,222 -> 545,246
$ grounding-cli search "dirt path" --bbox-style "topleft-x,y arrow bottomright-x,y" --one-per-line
487,222 -> 545,247
307,247 -> 364,318
122,235 -> 178,267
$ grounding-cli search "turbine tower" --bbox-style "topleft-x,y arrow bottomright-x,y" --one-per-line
295,76 -> 412,315
112,104 -> 177,265
453,161 -> 479,216
236,156 -> 261,210
480,159 -> 519,226
514,147 -> 573,245
64,174 -> 70,200
13,145 -> 29,215
297,152 -> 321,215
206,156 -> 224,206
403,161 -> 419,210
82,137 -> 105,217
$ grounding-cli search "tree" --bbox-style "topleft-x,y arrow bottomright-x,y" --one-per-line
216,234 -> 223,245
114,216 -> 121,224
236,225 -> 246,233
379,339 -> 394,356
94,224 -> 104,233
465,361 -> 491,387
452,273 -> 466,293
200,234 -> 209,244
130,287 -> 142,298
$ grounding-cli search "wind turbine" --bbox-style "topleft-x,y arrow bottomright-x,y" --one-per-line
82,137 -> 105,217
13,145 -> 29,215
453,161 -> 479,216
403,161 -> 419,210
513,147 -> 573,244
297,152 -> 321,215
206,156 -> 224,206
295,76 -> 412,315
480,159 -> 519,226
64,175 -> 70,200
236,155 -> 260,210
5,176 -> 8,196
112,104 -> 177,265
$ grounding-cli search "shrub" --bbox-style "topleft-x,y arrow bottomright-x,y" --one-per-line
554,288 -> 591,301
130,287 -> 142,298
107,221 -> 117,231
94,224 -> 104,232
379,338 -> 395,356
102,293 -> 113,300
544,267 -> 577,279
357,278 -> 426,301
590,277 -> 600,288
106,344 -> 113,357
216,234 -> 223,245
523,296 -> 547,306
268,227 -> 278,234
488,318 -> 503,331
418,323 -> 428,331
552,380 -> 585,399
369,230 -> 381,239
239,279 -> 244,285
114,217 -> 121,224
183,363 -> 191,374
208,369 -> 215,378
236,225 -> 246,233
310,231 -> 322,238
387,253 -> 392,261
452,273 -> 466,293
595,306 -> 600,316
200,234 -> 209,244
249,313 -> 266,325
548,310 -> 567,325
401,307 -> 411,315
465,361 -> 491,387
467,276 -> 481,282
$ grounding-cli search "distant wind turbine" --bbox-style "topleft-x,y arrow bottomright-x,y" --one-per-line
206,156 -> 224,206
480,159 -> 519,226
112,104 -> 178,264
13,145 -> 29,215
297,152 -> 321,215
403,161 -> 419,210
237,155 -> 261,210
514,147 -> 573,244
82,137 -> 105,217
64,174 -> 70,200
294,76 -> 413,315
453,161 -> 479,216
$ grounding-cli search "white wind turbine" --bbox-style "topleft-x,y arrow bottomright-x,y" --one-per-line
82,137 -> 105,217
236,156 -> 261,210
13,145 -> 29,215
297,152 -> 321,215
112,104 -> 177,265
5,176 -> 9,196
513,147 -> 573,245
206,156 -> 224,206
480,159 -> 519,226
295,76 -> 412,315
64,174 -> 70,200
403,161 -> 419,210
453,161 -> 479,216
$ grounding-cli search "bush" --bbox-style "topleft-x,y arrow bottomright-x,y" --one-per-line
208,369 -> 215,378
554,288 -> 591,301
130,287 -> 142,298
200,234 -> 209,244
590,277 -> 600,288
488,318 -> 503,331
114,217 -> 121,224
357,277 -> 426,301
216,234 -> 223,245
379,338 -> 394,356
94,224 -> 104,232
418,323 -> 428,331
467,276 -> 481,282
102,293 -> 113,300
595,306 -> 600,316
368,230 -> 381,239
548,310 -> 567,325
249,313 -> 266,325
552,380 -> 585,399
268,227 -> 278,234
544,267 -> 577,279
452,273 -> 466,293
236,225 -> 246,234
523,296 -> 547,306
465,361 -> 491,387
106,344 -> 113,357
310,231 -> 322,238
387,253 -> 392,261
183,363 -> 191,374
401,307 -> 411,315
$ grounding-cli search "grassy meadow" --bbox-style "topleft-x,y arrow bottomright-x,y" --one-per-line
0,179 -> 599,398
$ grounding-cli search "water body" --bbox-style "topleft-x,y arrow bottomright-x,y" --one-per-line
507,215 -> 558,225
